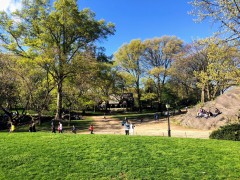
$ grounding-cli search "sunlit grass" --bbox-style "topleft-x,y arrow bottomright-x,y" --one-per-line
0,133 -> 239,179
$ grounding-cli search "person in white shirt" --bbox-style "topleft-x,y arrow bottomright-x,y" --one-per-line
58,122 -> 63,133
130,123 -> 135,135
124,121 -> 130,135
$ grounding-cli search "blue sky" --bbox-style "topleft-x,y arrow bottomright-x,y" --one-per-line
2,0 -> 217,56
78,0 -> 217,56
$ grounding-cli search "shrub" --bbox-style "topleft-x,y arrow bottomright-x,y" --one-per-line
210,124 -> 240,141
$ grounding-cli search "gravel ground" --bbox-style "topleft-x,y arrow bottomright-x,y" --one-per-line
84,116 -> 212,139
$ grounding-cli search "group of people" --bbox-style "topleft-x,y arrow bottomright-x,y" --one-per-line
51,120 -> 94,134
122,117 -> 135,135
51,121 -> 63,133
7,117 -> 131,135
197,107 -> 222,118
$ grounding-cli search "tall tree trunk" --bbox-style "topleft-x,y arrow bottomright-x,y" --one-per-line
157,90 -> 161,112
201,85 -> 205,103
68,106 -> 71,127
55,81 -> 63,120
206,84 -> 210,101
157,76 -> 162,111
157,100 -> 161,112
137,85 -> 142,112
37,111 -> 42,125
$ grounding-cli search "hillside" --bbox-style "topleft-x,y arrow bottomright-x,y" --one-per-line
178,86 -> 240,130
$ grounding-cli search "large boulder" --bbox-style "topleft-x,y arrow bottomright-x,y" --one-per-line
179,87 -> 240,130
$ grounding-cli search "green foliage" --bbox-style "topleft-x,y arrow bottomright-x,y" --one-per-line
194,38 -> 239,101
0,0 -> 115,119
0,134 -> 240,179
141,92 -> 157,101
143,36 -> 183,108
114,39 -> 145,110
172,37 -> 240,104
210,124 -> 240,141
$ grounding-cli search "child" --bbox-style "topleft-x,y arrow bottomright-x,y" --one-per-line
10,122 -> 15,133
58,122 -> 63,133
89,124 -> 94,134
72,125 -> 76,134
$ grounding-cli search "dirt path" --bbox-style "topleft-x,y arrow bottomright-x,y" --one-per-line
83,115 -> 212,139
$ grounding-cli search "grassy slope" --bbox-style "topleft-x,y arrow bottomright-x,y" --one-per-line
0,133 -> 239,180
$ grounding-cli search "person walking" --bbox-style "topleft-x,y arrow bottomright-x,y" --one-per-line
154,112 -> 159,121
124,121 -> 130,135
89,124 -> 94,134
32,121 -> 36,132
9,122 -> 15,133
72,125 -> 76,134
58,122 -> 63,133
51,120 -> 56,133
130,123 -> 135,135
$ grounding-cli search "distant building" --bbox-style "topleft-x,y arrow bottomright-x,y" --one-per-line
100,93 -> 134,111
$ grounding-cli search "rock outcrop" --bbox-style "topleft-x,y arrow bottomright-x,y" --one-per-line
178,87 -> 240,130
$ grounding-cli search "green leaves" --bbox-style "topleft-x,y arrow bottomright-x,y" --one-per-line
189,37 -> 240,103
0,0 -> 116,118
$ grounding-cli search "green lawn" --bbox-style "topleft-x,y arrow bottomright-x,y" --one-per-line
0,133 -> 239,179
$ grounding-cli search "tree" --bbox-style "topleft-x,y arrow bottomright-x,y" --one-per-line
170,44 -> 201,106
0,54 -> 18,109
0,0 -> 115,119
16,59 -> 55,125
114,39 -> 145,112
172,38 -> 240,104
194,38 -> 240,102
143,36 -> 183,111
94,63 -> 122,112
190,0 -> 240,42
0,54 -> 34,125
141,77 -> 157,109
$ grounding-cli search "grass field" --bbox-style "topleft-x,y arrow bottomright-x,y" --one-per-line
0,133 -> 239,179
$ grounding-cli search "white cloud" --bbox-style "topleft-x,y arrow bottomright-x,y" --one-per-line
1,0 -> 22,12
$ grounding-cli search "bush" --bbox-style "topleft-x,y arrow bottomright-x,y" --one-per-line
210,124 -> 240,141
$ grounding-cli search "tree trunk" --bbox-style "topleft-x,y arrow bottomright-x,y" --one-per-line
137,86 -> 142,112
157,77 -> 162,111
157,101 -> 161,112
206,84 -> 210,101
38,111 -> 42,125
68,106 -> 71,127
201,85 -> 205,103
55,82 -> 63,120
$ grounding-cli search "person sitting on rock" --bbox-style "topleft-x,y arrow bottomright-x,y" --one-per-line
213,108 -> 222,117
197,107 -> 208,118
207,110 -> 213,117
